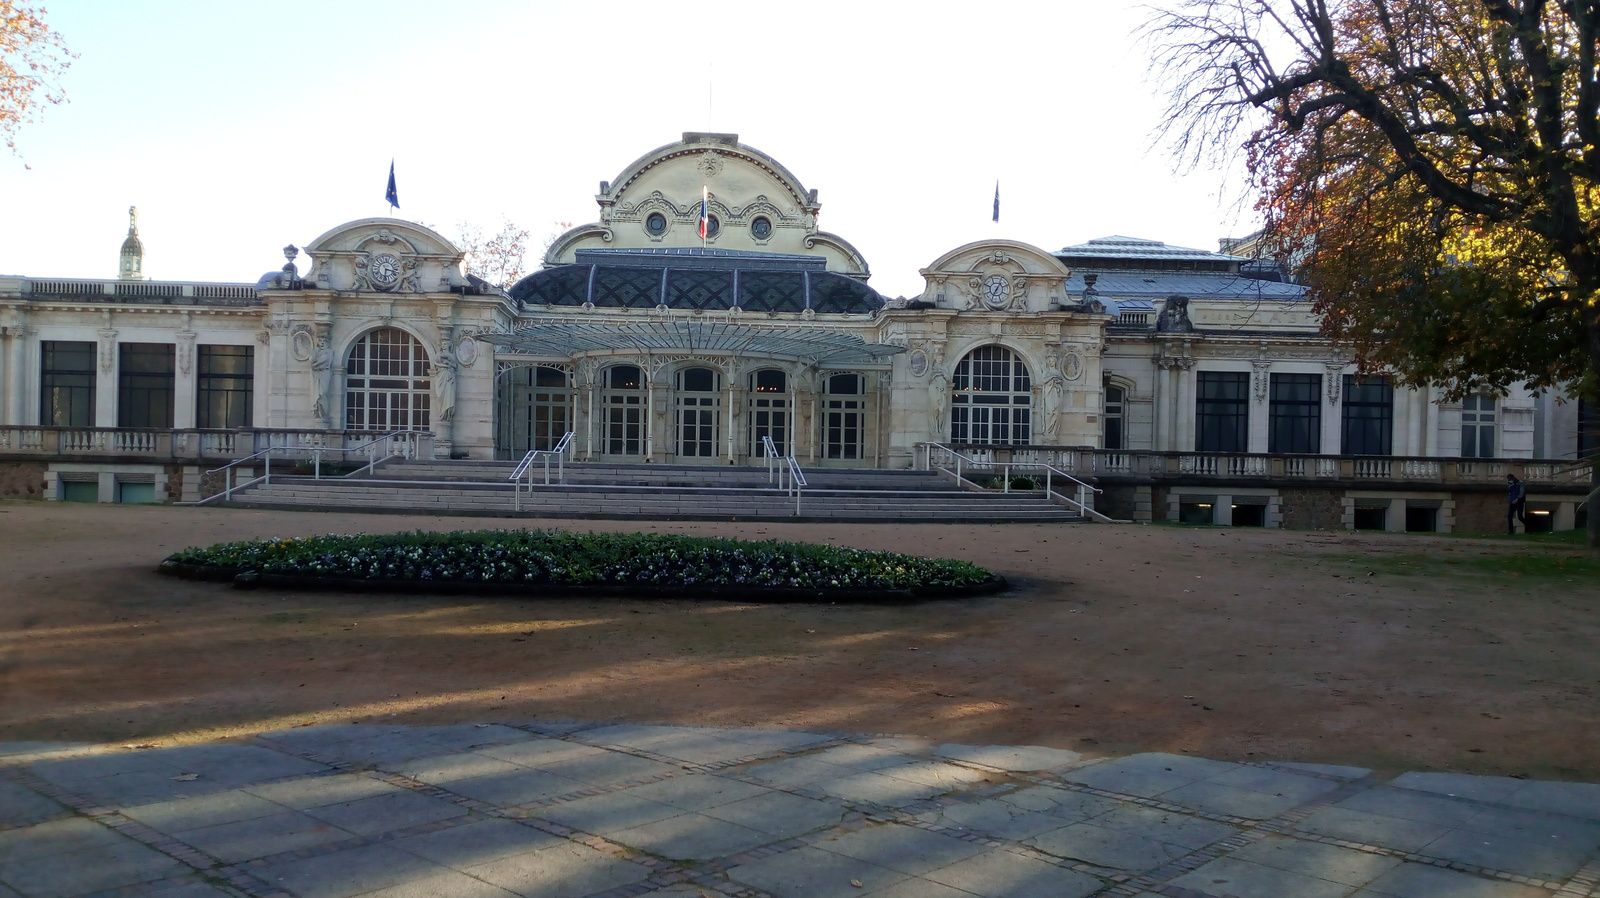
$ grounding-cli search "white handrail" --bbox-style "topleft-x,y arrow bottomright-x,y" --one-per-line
510,431 -> 575,511
922,442 -> 1120,523
762,435 -> 787,491
196,429 -> 431,505
784,454 -> 806,515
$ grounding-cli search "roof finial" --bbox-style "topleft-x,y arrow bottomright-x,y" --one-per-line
119,205 -> 145,281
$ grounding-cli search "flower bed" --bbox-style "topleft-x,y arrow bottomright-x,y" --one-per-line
157,530 -> 1005,601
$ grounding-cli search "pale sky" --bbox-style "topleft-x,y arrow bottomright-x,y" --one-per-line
0,0 -> 1260,299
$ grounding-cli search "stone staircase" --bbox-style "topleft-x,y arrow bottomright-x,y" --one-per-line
219,459 -> 1085,523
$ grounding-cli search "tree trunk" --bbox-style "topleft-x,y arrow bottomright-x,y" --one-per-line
1587,307 -> 1600,552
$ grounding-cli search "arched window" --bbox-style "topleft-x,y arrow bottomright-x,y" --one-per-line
951,345 -> 1031,445
748,368 -> 789,456
345,327 -> 430,431
1103,379 -> 1126,450
601,364 -> 645,457
675,366 -> 721,458
495,365 -> 571,455
824,373 -> 865,459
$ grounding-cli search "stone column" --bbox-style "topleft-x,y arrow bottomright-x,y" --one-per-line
1321,366 -> 1344,454
173,330 -> 198,429
95,326 -> 118,428
1423,386 -> 1441,456
1153,361 -> 1173,451
1174,362 -> 1196,452
2,323 -> 24,425
1248,361 -> 1270,454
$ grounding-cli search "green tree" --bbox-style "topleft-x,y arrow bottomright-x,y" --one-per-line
1,0 -> 72,158
1151,0 -> 1600,547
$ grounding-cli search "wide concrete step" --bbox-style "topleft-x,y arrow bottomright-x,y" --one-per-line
368,460 -> 961,490
255,479 -> 1051,503
246,488 -> 1063,509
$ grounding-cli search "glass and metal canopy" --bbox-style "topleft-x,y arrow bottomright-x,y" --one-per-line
480,320 -> 904,368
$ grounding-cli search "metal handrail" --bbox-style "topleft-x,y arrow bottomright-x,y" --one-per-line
510,431 -> 575,511
762,435 -> 786,491
923,442 -> 1118,523
196,429 -> 431,505
783,455 -> 806,515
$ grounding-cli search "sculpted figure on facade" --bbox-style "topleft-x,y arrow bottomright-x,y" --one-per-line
928,369 -> 949,439
432,339 -> 457,424
310,337 -> 334,422
1045,374 -> 1067,441
1156,295 -> 1195,333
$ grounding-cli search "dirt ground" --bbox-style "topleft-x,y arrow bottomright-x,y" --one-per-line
1,502 -> 1596,781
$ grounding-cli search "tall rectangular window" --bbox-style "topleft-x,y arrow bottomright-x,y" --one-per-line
1195,372 -> 1249,452
40,341 -> 96,426
1460,394 -> 1495,458
1103,382 -> 1126,450
197,345 -> 254,429
1342,375 -> 1393,455
1268,373 -> 1321,454
1579,398 -> 1598,459
118,343 -> 174,428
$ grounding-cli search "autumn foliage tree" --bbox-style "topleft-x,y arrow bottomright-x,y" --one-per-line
455,219 -> 531,289
1,0 -> 71,157
1152,0 -> 1600,546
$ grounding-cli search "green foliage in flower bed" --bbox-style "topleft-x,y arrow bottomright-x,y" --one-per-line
160,530 -> 997,592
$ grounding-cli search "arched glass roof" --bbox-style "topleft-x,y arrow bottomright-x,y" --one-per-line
480,320 -> 903,368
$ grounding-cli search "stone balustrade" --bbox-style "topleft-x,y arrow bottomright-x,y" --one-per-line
944,444 -> 1592,487
0,427 -> 432,462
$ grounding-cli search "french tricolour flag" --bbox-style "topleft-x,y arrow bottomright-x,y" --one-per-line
698,186 -> 710,239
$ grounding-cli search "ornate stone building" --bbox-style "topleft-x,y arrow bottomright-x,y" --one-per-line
0,132 -> 1591,528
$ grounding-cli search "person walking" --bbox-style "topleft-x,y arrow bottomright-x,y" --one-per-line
1506,473 -> 1528,534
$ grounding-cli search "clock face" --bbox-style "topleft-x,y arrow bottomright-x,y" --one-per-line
982,274 -> 1010,309
369,253 -> 401,290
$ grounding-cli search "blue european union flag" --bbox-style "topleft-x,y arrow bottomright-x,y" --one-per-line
385,161 -> 399,210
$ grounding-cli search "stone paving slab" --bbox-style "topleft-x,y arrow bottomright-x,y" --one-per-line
3,723 -> 1599,898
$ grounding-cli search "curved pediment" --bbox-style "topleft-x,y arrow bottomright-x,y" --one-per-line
919,240 -> 1075,313
544,133 -> 869,277
302,218 -> 470,294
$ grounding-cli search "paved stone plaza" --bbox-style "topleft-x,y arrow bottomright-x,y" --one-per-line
2,723 -> 1598,898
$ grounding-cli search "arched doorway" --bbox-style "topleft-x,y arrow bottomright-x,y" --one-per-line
344,327 -> 431,431
496,364 -> 571,458
747,368 -> 789,457
675,366 -> 721,458
599,364 -> 645,458
951,345 -> 1032,445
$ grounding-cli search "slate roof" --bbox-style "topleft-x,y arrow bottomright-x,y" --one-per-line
511,249 -> 883,314
1072,270 -> 1307,301
1057,235 -> 1245,264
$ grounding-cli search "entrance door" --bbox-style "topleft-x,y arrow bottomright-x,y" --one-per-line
823,373 -> 865,460
675,366 -> 720,459
747,369 -> 789,457
600,364 -> 645,458
496,365 -> 571,459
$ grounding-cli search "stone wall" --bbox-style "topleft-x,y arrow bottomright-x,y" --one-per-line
1279,488 -> 1345,530
0,462 -> 47,499
1097,484 -> 1140,521
1453,491 -> 1508,534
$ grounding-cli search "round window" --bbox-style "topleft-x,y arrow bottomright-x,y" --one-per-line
704,215 -> 721,238
750,216 -> 772,240
645,212 -> 668,235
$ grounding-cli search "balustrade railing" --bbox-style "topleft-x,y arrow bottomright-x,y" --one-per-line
936,444 -> 1591,486
0,426 -> 435,461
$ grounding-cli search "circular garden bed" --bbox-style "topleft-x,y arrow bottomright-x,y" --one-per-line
157,530 -> 1006,602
